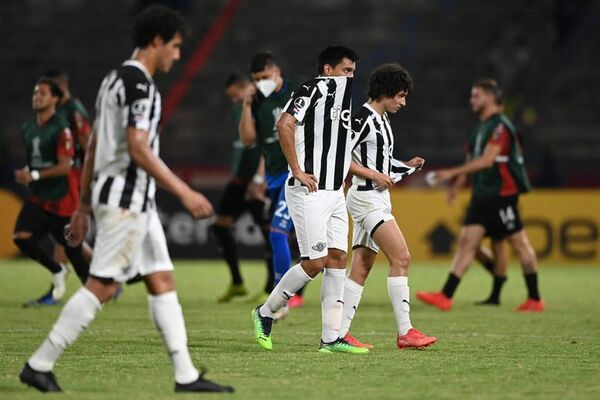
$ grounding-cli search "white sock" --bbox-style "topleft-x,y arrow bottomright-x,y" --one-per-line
387,276 -> 413,335
339,278 -> 364,338
260,263 -> 312,318
148,291 -> 199,385
29,287 -> 101,372
321,268 -> 346,343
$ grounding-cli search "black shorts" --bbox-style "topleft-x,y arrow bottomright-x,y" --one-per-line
218,179 -> 267,225
464,195 -> 523,240
14,201 -> 71,247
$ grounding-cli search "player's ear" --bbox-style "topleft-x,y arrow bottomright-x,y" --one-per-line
151,35 -> 165,48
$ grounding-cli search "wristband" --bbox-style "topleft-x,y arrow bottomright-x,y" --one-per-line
252,174 -> 265,185
31,170 -> 40,181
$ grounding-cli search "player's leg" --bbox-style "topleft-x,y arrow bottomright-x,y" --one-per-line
417,224 -> 486,310
21,205 -> 140,392
476,239 -> 508,305
248,198 -> 275,295
340,246 -> 376,348
140,210 -> 233,392
317,192 -> 367,354
13,203 -> 68,305
475,243 -> 495,275
373,220 -> 436,348
49,214 -> 89,285
508,229 -> 544,311
268,185 -> 294,302
210,181 -> 248,302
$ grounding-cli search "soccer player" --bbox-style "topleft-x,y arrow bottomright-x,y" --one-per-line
339,64 -> 436,349
211,72 -> 273,302
19,6 -> 233,393
13,78 -> 90,306
239,52 -> 304,306
251,45 -> 368,353
416,79 -> 544,312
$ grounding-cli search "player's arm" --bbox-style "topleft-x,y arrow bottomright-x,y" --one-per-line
276,112 -> 318,192
239,85 -> 257,146
65,129 -> 97,246
126,128 -> 213,218
15,128 -> 73,184
72,110 -> 92,151
246,156 -> 266,201
436,144 -> 502,183
348,161 -> 393,189
446,154 -> 470,205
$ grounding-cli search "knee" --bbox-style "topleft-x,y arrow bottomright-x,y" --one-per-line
327,250 -> 347,268
390,251 -> 410,273
302,258 -> 327,278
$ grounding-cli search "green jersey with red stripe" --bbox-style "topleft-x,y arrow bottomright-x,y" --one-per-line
21,113 -> 78,216
56,97 -> 91,169
230,102 -> 262,180
467,113 -> 531,198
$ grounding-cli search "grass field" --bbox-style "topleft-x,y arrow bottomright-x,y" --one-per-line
1,259 -> 599,400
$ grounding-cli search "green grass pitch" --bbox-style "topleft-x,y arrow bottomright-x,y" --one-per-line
1,259 -> 599,399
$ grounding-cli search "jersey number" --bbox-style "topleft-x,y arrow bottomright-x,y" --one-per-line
274,200 -> 290,221
499,206 -> 516,225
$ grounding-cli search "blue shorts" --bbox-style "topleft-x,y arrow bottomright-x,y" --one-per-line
268,184 -> 294,233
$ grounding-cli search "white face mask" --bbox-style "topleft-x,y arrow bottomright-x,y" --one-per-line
256,79 -> 277,97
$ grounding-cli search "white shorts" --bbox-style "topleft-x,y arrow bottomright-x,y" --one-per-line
285,185 -> 348,259
90,204 -> 174,282
346,187 -> 394,253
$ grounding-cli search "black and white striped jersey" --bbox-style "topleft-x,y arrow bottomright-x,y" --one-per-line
351,103 -> 415,190
282,76 -> 353,191
91,60 -> 161,212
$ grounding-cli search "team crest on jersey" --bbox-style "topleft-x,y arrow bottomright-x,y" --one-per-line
293,97 -> 307,114
131,98 -> 150,118
311,242 -> 327,252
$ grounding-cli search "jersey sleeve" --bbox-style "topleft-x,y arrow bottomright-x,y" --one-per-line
72,110 -> 91,142
123,70 -> 153,131
282,81 -> 317,124
56,127 -> 75,158
487,123 -> 511,154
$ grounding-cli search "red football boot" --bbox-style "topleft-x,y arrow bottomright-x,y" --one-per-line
516,298 -> 545,312
397,329 -> 437,349
416,291 -> 453,311
288,295 -> 304,309
344,333 -> 374,349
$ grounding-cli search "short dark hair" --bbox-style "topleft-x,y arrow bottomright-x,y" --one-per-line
250,52 -> 276,73
317,45 -> 359,74
473,78 -> 504,105
132,5 -> 186,48
367,63 -> 414,100
43,69 -> 68,83
36,78 -> 63,99
224,72 -> 249,88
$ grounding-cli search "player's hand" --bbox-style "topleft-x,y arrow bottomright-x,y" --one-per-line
242,85 -> 257,106
293,170 -> 318,192
181,189 -> 214,219
371,171 -> 394,190
65,205 -> 91,246
14,169 -> 32,185
435,169 -> 454,183
405,157 -> 425,169
245,181 -> 267,202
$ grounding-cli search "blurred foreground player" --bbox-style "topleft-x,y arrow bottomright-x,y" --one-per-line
340,64 -> 436,349
211,72 -> 273,302
19,6 -> 233,393
13,78 -> 89,306
417,79 -> 543,312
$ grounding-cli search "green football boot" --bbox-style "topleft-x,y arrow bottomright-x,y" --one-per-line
251,306 -> 273,350
217,284 -> 248,303
319,337 -> 369,354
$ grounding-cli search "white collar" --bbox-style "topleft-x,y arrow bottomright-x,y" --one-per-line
364,102 -> 384,122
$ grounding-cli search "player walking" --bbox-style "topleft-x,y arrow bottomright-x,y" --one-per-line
339,64 -> 437,349
251,45 -> 367,353
13,78 -> 89,306
19,6 -> 234,393
417,79 -> 544,312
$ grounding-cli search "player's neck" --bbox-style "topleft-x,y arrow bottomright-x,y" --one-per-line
36,108 -> 55,126
368,99 -> 386,116
133,49 -> 156,76
479,106 -> 499,121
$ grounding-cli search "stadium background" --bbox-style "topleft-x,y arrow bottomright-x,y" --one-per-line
1,0 -> 599,264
